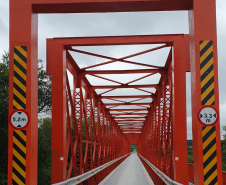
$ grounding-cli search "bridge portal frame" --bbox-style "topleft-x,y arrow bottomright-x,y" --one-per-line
47,34 -> 190,184
8,0 -> 223,184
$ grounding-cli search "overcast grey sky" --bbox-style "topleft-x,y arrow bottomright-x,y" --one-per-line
0,0 -> 226,139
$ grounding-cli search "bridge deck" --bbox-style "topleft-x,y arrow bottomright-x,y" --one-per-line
99,154 -> 154,185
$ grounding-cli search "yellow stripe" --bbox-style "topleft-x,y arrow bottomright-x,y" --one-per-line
15,46 -> 27,58
13,88 -> 26,104
13,76 -> 26,93
205,95 -> 215,105
13,149 -> 26,166
204,156 -> 217,175
202,127 -> 212,136
203,131 -> 216,149
200,58 -> 213,76
13,100 -> 24,109
13,136 -> 26,154
12,172 -> 25,185
204,169 -> 217,185
215,182 -> 218,185
201,83 -> 214,101
203,144 -> 216,162
14,65 -> 26,81
14,130 -> 26,142
13,161 -> 25,178
200,45 -> 213,63
200,41 -> 210,51
201,70 -> 214,88
14,53 -> 27,69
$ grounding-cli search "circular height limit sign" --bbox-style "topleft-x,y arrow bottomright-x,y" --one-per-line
10,110 -> 29,129
198,106 -> 218,126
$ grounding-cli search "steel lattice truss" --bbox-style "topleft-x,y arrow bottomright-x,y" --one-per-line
47,34 -> 186,184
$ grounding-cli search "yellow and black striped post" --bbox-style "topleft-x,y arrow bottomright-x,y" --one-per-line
12,46 -> 27,185
200,41 -> 215,105
12,130 -> 26,185
200,41 -> 218,185
13,46 -> 27,110
202,126 -> 218,185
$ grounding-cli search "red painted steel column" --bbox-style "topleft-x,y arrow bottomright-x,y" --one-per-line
51,43 -> 67,183
189,0 -> 223,184
8,1 -> 38,185
172,39 -> 189,184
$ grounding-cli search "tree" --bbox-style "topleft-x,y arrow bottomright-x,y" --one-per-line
130,144 -> 137,153
0,51 -> 9,185
38,60 -> 51,114
0,51 -> 52,185
38,117 -> 52,185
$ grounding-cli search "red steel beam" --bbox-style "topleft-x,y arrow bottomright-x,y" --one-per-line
101,95 -> 152,99
105,103 -> 151,106
110,109 -> 148,111
91,84 -> 158,90
81,69 -> 163,75
111,112 -> 147,117
32,0 -> 193,13
117,124 -> 144,125
114,117 -> 146,119
51,34 -> 185,46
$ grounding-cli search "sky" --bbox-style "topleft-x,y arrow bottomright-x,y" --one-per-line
0,0 -> 226,139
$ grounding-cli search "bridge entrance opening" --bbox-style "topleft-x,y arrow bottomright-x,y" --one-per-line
8,0 -> 223,184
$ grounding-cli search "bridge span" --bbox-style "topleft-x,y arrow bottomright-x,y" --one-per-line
7,0 -> 225,184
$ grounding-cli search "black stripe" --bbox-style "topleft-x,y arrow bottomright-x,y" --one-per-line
208,175 -> 218,185
14,60 -> 26,75
201,63 -> 213,82
13,155 -> 26,171
13,105 -> 17,109
203,126 -> 215,143
201,89 -> 215,105
201,77 -> 214,95
13,167 -> 25,183
200,41 -> 204,45
203,150 -> 217,168
200,41 -> 213,57
12,179 -> 19,185
204,150 -> 217,168
204,163 -> 217,181
203,137 -> 216,156
13,71 -> 26,88
21,130 -> 26,135
211,101 -> 215,105
13,143 -> 26,159
13,82 -> 26,98
14,47 -> 27,63
200,52 -> 213,70
21,46 -> 27,52
13,94 -> 26,109
13,131 -> 26,148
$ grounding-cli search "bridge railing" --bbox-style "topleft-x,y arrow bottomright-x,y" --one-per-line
52,153 -> 130,185
188,163 -> 226,184
138,154 -> 182,185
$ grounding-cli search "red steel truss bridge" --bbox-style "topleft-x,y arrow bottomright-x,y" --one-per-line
7,0 -> 226,184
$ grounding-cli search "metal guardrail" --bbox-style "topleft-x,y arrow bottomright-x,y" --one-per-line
138,154 -> 183,185
52,153 -> 130,185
